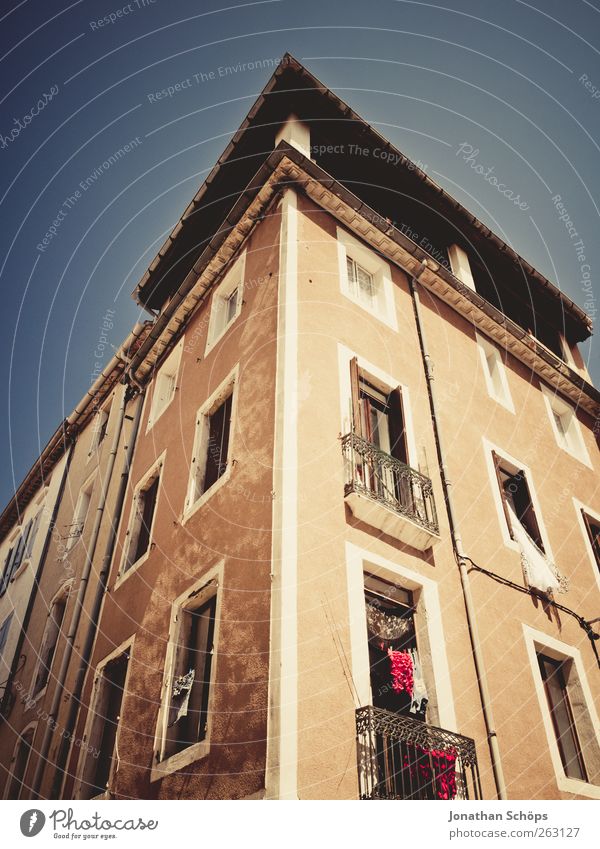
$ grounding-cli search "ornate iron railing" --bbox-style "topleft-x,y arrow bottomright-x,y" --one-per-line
356,706 -> 482,800
342,433 -> 439,536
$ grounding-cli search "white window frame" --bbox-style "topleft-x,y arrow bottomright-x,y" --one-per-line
522,625 -> 600,799
3,722 -> 37,800
28,581 -> 72,706
337,344 -> 418,467
204,252 -> 245,356
73,635 -> 135,800
146,338 -> 184,432
336,227 -> 397,329
482,438 -> 554,559
183,365 -> 239,523
115,452 -> 165,587
0,612 -> 13,666
475,332 -> 514,413
64,472 -> 96,553
345,541 -> 457,730
540,384 -> 592,468
573,498 -> 600,594
151,563 -> 223,781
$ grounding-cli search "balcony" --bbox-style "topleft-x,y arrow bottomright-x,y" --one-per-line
356,706 -> 481,800
342,433 -> 439,550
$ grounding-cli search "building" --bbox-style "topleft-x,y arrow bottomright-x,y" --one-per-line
1,54 -> 599,801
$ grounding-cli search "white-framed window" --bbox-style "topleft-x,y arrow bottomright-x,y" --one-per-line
30,584 -> 70,700
184,366 -> 238,518
65,474 -> 96,552
87,405 -> 110,461
448,243 -> 476,291
0,612 -> 13,666
523,626 -> 600,798
205,252 -> 245,355
475,332 -> 514,412
0,511 -> 42,595
146,339 -> 184,431
573,499 -> 600,593
345,542 -> 456,729
152,567 -> 222,780
337,227 -> 397,329
118,455 -> 164,580
4,723 -> 36,799
74,637 -> 133,800
540,384 -> 591,467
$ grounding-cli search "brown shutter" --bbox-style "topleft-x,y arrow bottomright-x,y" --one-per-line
492,451 -> 514,538
387,388 -> 409,465
349,357 -> 362,437
517,472 -> 544,551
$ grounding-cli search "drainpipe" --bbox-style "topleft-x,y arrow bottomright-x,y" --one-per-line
0,439 -> 74,719
31,385 -> 131,799
409,260 -> 508,801
51,389 -> 145,799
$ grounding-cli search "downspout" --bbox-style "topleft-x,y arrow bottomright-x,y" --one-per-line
51,389 -> 145,799
31,385 -> 130,799
0,438 -> 74,719
409,260 -> 508,801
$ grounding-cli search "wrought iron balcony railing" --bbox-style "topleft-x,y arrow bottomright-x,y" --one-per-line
356,706 -> 482,800
342,433 -> 439,538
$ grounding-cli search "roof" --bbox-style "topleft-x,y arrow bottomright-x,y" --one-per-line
133,54 -> 592,344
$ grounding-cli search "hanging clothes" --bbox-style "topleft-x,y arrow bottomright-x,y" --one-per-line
507,504 -> 566,595
168,668 -> 195,727
387,648 -> 414,697
408,648 -> 428,715
401,744 -> 458,800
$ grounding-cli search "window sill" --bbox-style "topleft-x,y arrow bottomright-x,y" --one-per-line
11,558 -> 32,583
114,548 -> 152,591
204,314 -> 241,358
146,394 -> 176,434
150,739 -> 210,782
341,288 -> 397,331
552,440 -> 593,471
182,465 -> 232,526
488,392 -> 515,414
556,774 -> 600,800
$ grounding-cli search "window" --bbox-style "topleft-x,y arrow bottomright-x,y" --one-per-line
154,575 -> 220,774
121,462 -> 162,574
538,653 -> 587,781
88,407 -> 109,459
350,359 -> 409,464
581,510 -> 600,574
5,727 -> 35,799
337,227 -> 396,328
31,591 -> 68,698
492,452 -> 544,550
347,256 -> 376,308
364,574 -> 428,720
541,385 -> 591,466
205,253 -> 244,354
0,613 -> 13,664
147,339 -> 183,429
0,512 -> 41,595
475,333 -> 514,411
65,477 -> 95,552
448,243 -> 476,291
78,648 -> 130,799
185,370 -> 236,514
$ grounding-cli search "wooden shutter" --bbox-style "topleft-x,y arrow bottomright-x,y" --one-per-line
387,388 -> 409,465
349,357 -> 362,438
492,451 -> 514,538
0,547 -> 15,596
514,471 -> 544,551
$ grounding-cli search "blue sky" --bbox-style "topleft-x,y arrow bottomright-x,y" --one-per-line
1,0 -> 599,508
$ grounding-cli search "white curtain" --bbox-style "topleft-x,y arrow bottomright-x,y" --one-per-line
506,503 -> 564,595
